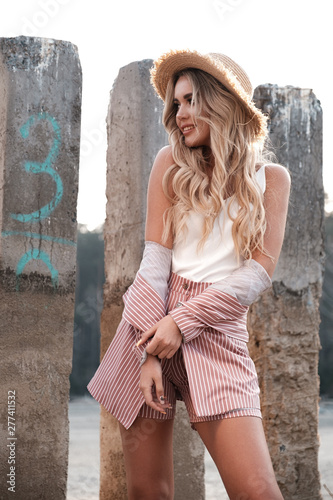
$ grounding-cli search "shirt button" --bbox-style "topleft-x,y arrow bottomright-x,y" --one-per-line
183,283 -> 189,290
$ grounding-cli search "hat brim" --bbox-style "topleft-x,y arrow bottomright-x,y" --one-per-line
150,49 -> 267,140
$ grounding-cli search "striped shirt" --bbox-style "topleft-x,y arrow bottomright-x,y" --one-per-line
87,272 -> 260,429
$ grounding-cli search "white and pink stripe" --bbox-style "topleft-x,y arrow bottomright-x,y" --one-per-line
87,272 -> 261,429
167,273 -> 260,419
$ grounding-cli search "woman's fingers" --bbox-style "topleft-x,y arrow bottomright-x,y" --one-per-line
136,326 -> 155,347
142,388 -> 166,414
151,346 -> 176,359
140,381 -> 172,414
154,373 -> 166,404
145,338 -> 160,356
139,356 -> 173,414
154,376 -> 172,411
146,336 -> 181,358
140,374 -> 163,413
137,316 -> 182,350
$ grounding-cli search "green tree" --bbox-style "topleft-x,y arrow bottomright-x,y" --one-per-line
70,224 -> 104,396
319,213 -> 333,396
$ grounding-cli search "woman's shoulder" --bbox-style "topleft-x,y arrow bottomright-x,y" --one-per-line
154,145 -> 174,168
258,163 -> 291,207
263,163 -> 291,188
148,146 -> 175,190
150,146 -> 175,183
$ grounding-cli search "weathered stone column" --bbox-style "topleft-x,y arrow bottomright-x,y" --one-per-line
0,37 -> 81,499
249,85 -> 323,499
100,59 -> 205,500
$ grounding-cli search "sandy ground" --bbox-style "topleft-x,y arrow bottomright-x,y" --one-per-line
67,397 -> 333,500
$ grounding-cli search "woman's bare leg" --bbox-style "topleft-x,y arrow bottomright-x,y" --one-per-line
119,417 -> 174,500
195,416 -> 283,500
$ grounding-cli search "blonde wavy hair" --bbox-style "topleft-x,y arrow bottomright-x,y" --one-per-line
161,68 -> 273,260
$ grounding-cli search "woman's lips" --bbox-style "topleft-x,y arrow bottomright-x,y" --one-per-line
182,125 -> 196,135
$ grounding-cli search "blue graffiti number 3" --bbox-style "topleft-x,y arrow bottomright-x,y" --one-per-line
10,112 -> 63,222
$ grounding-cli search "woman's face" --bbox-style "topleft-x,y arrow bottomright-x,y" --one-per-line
174,75 -> 211,148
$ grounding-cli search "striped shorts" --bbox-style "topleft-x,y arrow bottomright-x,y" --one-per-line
138,272 -> 262,426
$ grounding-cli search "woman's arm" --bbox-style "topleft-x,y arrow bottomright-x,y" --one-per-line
137,146 -> 179,413
145,145 -> 174,248
124,145 -> 177,353
252,163 -> 291,276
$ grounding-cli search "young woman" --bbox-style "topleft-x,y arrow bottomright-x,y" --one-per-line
88,50 -> 290,499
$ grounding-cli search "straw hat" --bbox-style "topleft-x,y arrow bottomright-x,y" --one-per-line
150,49 -> 267,140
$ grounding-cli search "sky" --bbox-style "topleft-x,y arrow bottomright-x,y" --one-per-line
1,0 -> 331,229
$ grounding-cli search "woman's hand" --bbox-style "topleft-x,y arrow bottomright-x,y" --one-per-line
139,354 -> 172,414
137,315 -> 182,359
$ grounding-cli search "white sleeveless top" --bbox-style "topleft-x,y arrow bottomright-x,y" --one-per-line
172,165 -> 267,283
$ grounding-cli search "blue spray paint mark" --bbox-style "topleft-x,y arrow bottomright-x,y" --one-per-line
1,230 -> 76,247
16,248 -> 59,290
10,112 -> 63,223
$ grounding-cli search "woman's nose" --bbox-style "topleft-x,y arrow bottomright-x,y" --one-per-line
176,103 -> 188,119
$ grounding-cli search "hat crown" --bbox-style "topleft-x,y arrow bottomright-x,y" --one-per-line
208,52 -> 253,98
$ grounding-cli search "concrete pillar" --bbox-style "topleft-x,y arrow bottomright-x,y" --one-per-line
249,85 -> 323,499
100,59 -> 205,500
0,37 -> 81,499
